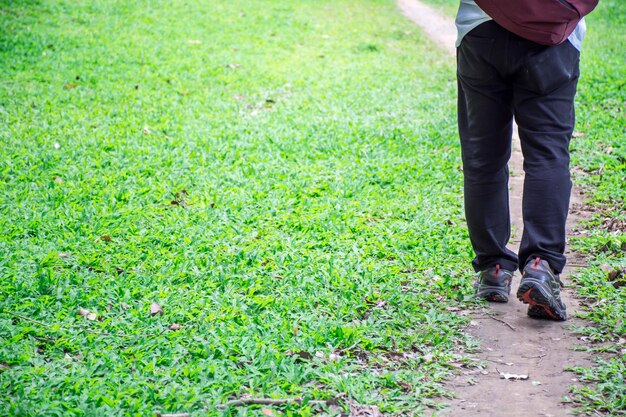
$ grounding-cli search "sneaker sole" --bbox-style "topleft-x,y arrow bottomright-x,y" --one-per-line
476,285 -> 510,303
527,305 -> 554,319
516,278 -> 566,321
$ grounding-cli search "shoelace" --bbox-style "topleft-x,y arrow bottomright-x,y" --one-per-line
532,257 -> 564,287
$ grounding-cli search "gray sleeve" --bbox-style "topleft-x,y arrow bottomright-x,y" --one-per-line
455,0 -> 491,47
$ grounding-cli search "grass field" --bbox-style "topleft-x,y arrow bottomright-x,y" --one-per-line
0,1 -> 476,415
1,0 -> 624,416
565,3 -> 626,415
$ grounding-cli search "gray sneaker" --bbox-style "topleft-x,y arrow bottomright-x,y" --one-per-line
474,264 -> 513,303
517,257 -> 567,321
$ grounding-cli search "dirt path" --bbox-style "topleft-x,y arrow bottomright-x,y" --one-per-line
396,1 -> 595,416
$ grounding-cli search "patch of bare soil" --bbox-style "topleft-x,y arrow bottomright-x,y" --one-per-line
396,1 -> 597,416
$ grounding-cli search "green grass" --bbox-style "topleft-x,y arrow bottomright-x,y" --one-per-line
0,1 -> 478,415
2,0 -> 623,415
566,2 -> 626,413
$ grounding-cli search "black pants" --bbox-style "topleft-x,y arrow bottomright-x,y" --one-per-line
457,21 -> 580,274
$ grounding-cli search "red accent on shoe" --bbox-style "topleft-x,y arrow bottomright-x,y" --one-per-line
495,264 -> 500,277
541,306 -> 558,320
520,289 -> 533,304
520,288 -> 558,320
533,257 -> 540,269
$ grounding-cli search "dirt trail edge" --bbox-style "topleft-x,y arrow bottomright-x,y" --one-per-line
397,1 -> 595,416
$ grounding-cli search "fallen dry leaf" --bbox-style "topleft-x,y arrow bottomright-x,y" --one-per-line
261,409 -> 275,417
58,252 -> 70,259
613,280 -> 626,289
348,401 -> 381,417
100,235 -> 112,242
288,350 -> 313,360
572,131 -> 585,138
78,308 -> 97,321
64,83 -> 77,89
499,371 -> 529,380
150,302 -> 163,316
608,268 -> 626,289
171,189 -> 188,207
608,269 -> 623,281
53,176 -> 63,184
397,381 -> 412,391
169,323 -> 182,331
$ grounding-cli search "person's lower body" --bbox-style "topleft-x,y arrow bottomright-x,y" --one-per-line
457,21 -> 580,319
